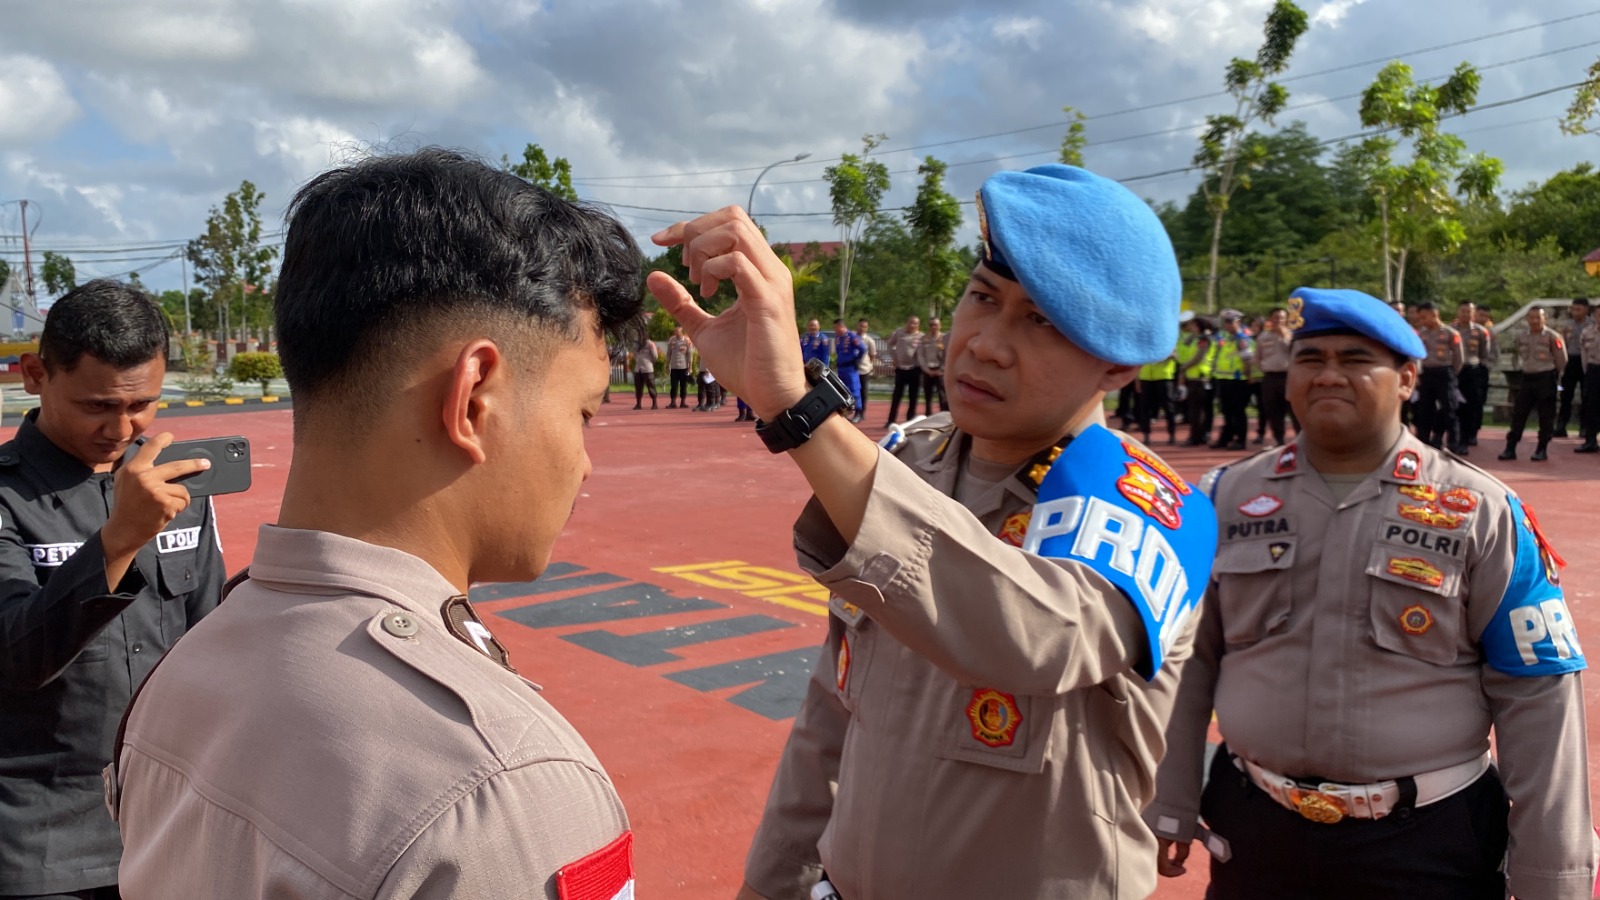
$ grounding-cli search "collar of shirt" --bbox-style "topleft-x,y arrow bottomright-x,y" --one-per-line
246,525 -> 465,619
13,408 -> 99,494
1263,429 -> 1432,506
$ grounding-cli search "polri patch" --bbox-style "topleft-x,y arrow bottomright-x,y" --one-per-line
1399,604 -> 1435,635
1238,494 -> 1283,517
1117,462 -> 1183,529
1122,441 -> 1192,494
556,831 -> 635,900
967,688 -> 1022,748
156,526 -> 202,554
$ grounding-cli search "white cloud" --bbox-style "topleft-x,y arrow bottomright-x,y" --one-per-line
0,55 -> 80,144
1312,0 -> 1372,28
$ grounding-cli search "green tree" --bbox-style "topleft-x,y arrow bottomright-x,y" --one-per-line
188,180 -> 278,341
1193,0 -> 1308,312
40,251 -> 76,297
1499,164 -> 1600,257
903,156 -> 964,319
228,351 -> 283,396
1357,60 -> 1502,304
0,259 -> 9,290
1059,106 -> 1088,167
504,143 -> 578,201
824,133 -> 892,319
1562,57 -> 1600,136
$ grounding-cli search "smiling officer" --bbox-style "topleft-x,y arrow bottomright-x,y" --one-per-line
649,164 -> 1217,900
0,280 -> 224,900
1148,287 -> 1596,900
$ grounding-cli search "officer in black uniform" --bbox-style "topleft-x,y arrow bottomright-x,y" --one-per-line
0,280 -> 226,900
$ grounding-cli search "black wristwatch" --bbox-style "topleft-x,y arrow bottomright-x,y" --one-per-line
755,359 -> 857,453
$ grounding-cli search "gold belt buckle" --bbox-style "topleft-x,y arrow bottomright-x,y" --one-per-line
1294,789 -> 1347,824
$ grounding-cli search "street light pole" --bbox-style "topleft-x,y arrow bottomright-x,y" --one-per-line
747,152 -> 813,223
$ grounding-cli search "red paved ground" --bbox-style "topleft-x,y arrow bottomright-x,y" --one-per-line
12,404 -> 1596,898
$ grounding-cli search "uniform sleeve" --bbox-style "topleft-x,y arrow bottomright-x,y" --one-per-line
0,520 -> 141,690
1451,330 -> 1465,372
1553,335 -> 1569,372
1484,328 -> 1501,366
743,622 -> 849,900
1144,584 -> 1223,843
377,760 -> 631,900
791,450 -> 1147,695
186,497 -> 227,626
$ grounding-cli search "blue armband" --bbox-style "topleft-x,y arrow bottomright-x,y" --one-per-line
1021,424 -> 1218,679
1479,495 -> 1586,677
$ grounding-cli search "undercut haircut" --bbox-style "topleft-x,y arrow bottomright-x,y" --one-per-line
39,279 -> 169,374
274,148 -> 644,424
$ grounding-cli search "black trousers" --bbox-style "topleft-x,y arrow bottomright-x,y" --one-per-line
920,370 -> 947,416
633,371 -> 657,402
1115,383 -> 1137,423
1137,380 -> 1176,442
1259,371 -> 1291,445
1186,381 -> 1215,444
3,889 -> 120,900
1415,367 -> 1459,448
1557,356 -> 1585,429
886,367 -> 921,423
1580,364 -> 1600,440
1216,379 -> 1251,446
1201,748 -> 1508,900
1458,364 -> 1490,444
1508,370 -> 1559,445
669,367 -> 691,404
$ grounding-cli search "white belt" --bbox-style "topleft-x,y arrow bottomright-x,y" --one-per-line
1236,752 -> 1491,824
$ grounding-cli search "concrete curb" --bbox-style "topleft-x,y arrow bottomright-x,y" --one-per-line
157,396 -> 291,410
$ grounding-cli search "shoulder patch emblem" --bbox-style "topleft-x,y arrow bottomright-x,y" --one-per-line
1399,604 -> 1435,635
836,634 -> 851,691
997,512 -> 1030,547
556,831 -> 635,900
1238,494 -> 1283,517
1117,463 -> 1183,529
967,688 -> 1022,747
1121,441 -> 1192,494
1387,556 -> 1445,588
1269,541 -> 1291,562
441,595 -> 516,673
1393,450 -> 1421,481
1274,445 -> 1298,474
1397,502 -> 1465,530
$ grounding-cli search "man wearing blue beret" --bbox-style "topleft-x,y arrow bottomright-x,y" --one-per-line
648,165 -> 1218,900
1148,287 -> 1596,900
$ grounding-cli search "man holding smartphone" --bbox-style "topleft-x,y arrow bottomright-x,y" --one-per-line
0,279 -> 225,900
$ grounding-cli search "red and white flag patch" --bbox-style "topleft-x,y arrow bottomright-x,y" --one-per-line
557,832 -> 635,900
1237,494 -> 1283,517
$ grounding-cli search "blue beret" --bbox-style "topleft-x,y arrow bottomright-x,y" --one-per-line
1288,287 -> 1426,359
978,165 -> 1180,366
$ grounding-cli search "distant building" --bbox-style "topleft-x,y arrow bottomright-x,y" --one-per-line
773,241 -> 843,265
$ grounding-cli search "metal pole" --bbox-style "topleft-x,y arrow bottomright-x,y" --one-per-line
19,201 -> 34,309
181,255 -> 192,335
746,152 -> 813,223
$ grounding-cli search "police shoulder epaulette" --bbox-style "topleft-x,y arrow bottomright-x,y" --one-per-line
0,443 -> 20,467
1199,465 -> 1228,502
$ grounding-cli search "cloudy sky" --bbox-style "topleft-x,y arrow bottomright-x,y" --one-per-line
1,0 -> 1597,296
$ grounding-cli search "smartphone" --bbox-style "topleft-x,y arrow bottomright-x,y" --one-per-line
123,436 -> 253,497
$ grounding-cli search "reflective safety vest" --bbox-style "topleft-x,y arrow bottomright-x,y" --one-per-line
1214,333 -> 1250,380
1138,354 -> 1177,381
1175,334 -> 1211,380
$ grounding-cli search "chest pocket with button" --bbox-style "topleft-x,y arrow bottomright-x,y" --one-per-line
1364,543 -> 1466,665
1212,537 -> 1297,646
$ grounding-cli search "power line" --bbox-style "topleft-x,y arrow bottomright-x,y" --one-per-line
571,9 -> 1600,185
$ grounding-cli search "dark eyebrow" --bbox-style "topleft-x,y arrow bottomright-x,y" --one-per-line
969,270 -> 1000,292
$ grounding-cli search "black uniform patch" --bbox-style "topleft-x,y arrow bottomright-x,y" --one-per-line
442,594 -> 516,672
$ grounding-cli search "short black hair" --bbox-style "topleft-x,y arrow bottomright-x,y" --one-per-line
1415,301 -> 1437,313
39,279 -> 168,373
833,318 -> 845,325
1269,306 -> 1285,316
275,148 -> 643,417
1574,297 -> 1592,308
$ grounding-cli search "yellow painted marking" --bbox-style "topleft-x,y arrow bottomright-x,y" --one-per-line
157,402 -> 169,409
655,560 -> 829,617
261,396 -> 279,402
184,400 -> 205,407
224,398 -> 244,405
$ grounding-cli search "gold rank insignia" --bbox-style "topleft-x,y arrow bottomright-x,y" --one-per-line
967,688 -> 1023,747
1397,484 -> 1437,503
1399,604 -> 1435,635
1397,502 -> 1465,531
1387,556 -> 1445,588
1286,295 -> 1305,331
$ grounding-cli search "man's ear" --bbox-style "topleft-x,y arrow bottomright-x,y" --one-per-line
20,353 -> 47,396
1397,359 -> 1420,400
442,340 -> 504,466
1097,363 -> 1139,393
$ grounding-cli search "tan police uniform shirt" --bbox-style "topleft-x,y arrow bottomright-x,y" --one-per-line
632,335 -> 657,374
113,527 -> 630,900
1147,432 -> 1596,900
1416,323 -> 1464,371
1517,328 -> 1568,374
1582,320 -> 1600,368
745,414 -> 1198,900
667,334 -> 693,370
887,328 -> 922,370
1254,330 -> 1291,374
1561,318 -> 1592,360
916,333 -> 946,374
1461,321 -> 1497,367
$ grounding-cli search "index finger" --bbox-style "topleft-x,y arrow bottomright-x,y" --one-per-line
649,205 -> 748,249
127,433 -> 175,470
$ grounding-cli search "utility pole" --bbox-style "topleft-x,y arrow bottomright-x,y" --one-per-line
19,200 -> 35,310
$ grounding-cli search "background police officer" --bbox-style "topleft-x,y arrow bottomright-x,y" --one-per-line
1211,310 -> 1254,451
1500,307 -> 1568,462
0,279 -> 224,900
1411,301 -> 1463,450
1555,298 -> 1591,438
1149,288 -> 1595,900
1452,301 -> 1496,452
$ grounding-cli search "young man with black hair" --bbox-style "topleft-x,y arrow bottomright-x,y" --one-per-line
1412,301 -> 1464,451
113,149 -> 645,899
0,279 -> 225,900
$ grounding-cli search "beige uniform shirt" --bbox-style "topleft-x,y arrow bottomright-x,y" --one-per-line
1582,321 -> 1600,368
916,333 -> 946,373
1562,319 -> 1592,360
1148,433 -> 1596,900
632,336 -> 657,374
1461,321 -> 1497,367
1417,323 -> 1464,371
1254,330 -> 1291,374
1517,329 -> 1568,374
113,527 -> 630,900
745,415 -> 1198,900
667,335 -> 693,369
887,328 -> 922,369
